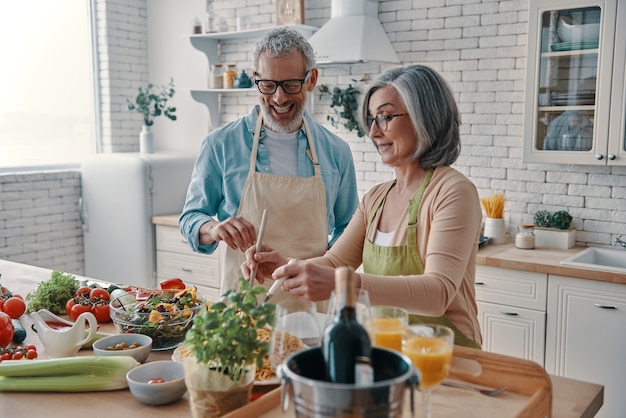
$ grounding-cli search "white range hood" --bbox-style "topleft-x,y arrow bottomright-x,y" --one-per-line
308,0 -> 400,65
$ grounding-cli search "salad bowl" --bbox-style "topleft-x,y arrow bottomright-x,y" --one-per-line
109,288 -> 206,350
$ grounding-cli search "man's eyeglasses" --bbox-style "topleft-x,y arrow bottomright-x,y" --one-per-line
254,71 -> 310,95
366,113 -> 408,131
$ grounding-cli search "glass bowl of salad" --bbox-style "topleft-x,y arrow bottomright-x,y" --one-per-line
109,287 -> 207,351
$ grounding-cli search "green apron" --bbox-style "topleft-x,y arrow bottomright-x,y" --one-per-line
362,170 -> 480,349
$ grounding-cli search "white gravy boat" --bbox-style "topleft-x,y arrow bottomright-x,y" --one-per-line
30,309 -> 97,358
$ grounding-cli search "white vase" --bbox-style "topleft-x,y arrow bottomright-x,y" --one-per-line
139,125 -> 154,153
484,217 -> 506,245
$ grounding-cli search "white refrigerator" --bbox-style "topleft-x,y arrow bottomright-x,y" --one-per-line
80,153 -> 196,288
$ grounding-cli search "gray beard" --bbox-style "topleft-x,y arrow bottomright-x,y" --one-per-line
259,102 -> 305,133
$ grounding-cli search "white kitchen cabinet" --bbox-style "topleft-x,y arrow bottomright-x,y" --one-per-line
545,274 -> 626,418
523,0 -> 626,165
474,265 -> 547,365
155,224 -> 224,302
184,25 -> 317,128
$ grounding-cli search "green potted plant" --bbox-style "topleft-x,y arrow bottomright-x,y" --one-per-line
319,80 -> 366,137
181,279 -> 275,417
533,209 -> 576,249
126,78 -> 177,153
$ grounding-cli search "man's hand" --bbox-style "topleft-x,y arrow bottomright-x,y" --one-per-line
199,217 -> 256,251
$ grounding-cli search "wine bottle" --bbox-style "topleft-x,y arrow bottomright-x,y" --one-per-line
322,266 -> 374,384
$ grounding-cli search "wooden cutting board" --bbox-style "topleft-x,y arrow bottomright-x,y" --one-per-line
224,346 -> 555,418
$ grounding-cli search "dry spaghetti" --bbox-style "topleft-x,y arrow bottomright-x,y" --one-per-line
480,193 -> 505,218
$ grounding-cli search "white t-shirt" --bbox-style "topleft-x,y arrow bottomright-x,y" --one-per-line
263,130 -> 298,176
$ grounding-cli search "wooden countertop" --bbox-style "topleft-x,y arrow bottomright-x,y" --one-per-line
0,259 -> 604,418
477,242 -> 626,285
152,214 -> 180,227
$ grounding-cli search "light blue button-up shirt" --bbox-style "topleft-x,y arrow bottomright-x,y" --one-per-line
179,106 -> 359,255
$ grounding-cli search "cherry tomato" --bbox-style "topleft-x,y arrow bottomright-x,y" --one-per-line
89,288 -> 110,301
0,299 -> 4,312
25,349 -> 38,360
2,297 -> 26,319
0,353 -> 11,362
75,286 -> 91,298
92,303 -> 111,323
11,352 -> 23,360
65,298 -> 77,316
148,378 -> 166,384
25,344 -> 37,352
69,303 -> 92,321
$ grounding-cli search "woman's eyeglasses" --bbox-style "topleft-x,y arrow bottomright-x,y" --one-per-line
366,113 -> 408,131
254,71 -> 310,95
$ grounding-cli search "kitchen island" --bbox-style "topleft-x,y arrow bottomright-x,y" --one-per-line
0,259 -> 603,418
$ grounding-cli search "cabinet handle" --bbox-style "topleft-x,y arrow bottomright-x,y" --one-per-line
595,154 -> 604,160
182,267 -> 193,273
499,311 -> 518,316
608,154 -> 616,161
475,281 -> 485,286
594,303 -> 617,310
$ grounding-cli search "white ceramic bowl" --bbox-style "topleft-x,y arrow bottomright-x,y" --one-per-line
558,18 -> 600,43
126,360 -> 187,405
92,333 -> 152,363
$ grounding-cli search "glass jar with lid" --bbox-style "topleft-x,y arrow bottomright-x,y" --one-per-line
515,224 -> 536,249
209,64 -> 224,89
223,64 -> 237,89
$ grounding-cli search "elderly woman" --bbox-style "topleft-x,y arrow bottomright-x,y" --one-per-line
244,65 -> 482,348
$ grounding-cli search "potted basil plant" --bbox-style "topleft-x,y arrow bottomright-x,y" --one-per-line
181,279 -> 275,418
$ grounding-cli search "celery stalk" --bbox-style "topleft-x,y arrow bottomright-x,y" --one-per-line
0,356 -> 138,392
0,373 -> 128,392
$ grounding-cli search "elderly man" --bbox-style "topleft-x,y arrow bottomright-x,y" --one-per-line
179,27 -> 359,298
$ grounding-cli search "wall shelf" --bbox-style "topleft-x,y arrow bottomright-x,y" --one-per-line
183,24 -> 317,129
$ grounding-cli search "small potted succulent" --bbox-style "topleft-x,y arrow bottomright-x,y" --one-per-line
181,279 -> 275,418
533,209 -> 576,249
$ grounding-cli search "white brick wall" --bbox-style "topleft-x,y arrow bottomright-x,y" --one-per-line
0,172 -> 84,274
4,0 -> 626,273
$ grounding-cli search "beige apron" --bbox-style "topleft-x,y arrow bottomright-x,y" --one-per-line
221,115 -> 329,305
362,170 -> 480,348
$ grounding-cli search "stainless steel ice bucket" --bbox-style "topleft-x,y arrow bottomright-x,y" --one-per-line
277,347 -> 419,418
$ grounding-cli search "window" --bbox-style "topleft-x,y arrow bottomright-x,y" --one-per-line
0,0 -> 96,170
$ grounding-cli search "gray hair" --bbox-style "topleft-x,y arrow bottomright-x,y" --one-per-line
252,27 -> 316,72
360,65 -> 461,168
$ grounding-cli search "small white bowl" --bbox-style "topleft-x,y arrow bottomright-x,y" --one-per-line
126,360 -> 187,405
558,18 -> 600,43
92,334 -> 152,363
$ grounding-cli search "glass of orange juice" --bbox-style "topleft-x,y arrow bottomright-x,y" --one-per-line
402,324 -> 454,418
366,306 -> 408,352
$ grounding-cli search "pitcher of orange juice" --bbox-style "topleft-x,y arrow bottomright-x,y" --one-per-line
366,306 -> 408,352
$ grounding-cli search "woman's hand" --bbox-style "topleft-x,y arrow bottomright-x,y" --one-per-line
273,261 -> 336,302
241,243 -> 288,284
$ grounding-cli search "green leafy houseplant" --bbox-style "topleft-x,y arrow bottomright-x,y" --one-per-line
319,80 -> 366,137
126,78 -> 177,126
183,279 -> 275,383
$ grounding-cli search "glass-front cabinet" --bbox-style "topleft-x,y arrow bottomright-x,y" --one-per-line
523,0 -> 626,165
